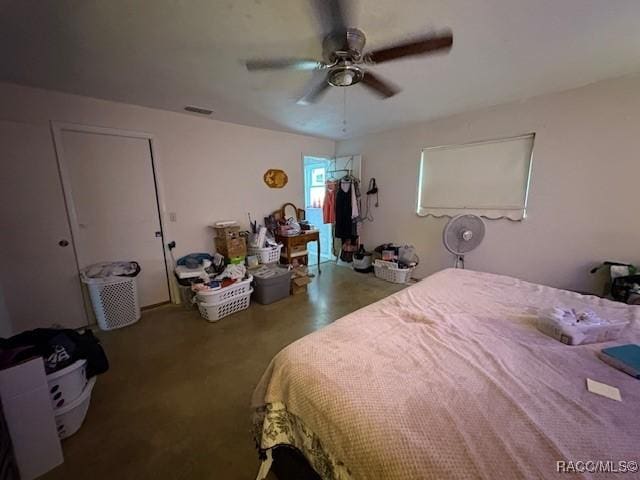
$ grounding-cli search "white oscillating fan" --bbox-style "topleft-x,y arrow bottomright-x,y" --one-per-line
443,214 -> 485,268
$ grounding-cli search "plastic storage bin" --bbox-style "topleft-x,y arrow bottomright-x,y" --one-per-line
195,276 -> 253,304
373,260 -> 414,284
252,266 -> 292,305
198,289 -> 253,322
54,376 -> 96,439
46,360 -> 87,410
248,245 -> 282,264
81,274 -> 141,331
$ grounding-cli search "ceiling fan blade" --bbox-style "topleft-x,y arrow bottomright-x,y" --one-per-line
245,58 -> 325,71
310,0 -> 349,35
367,30 -> 453,64
297,74 -> 331,105
361,71 -> 400,99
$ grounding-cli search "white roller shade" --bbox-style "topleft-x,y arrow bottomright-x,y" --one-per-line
417,134 -> 534,220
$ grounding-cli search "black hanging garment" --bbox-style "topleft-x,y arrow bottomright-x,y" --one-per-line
335,180 -> 359,262
335,181 -> 357,239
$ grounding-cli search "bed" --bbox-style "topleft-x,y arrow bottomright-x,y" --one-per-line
252,268 -> 640,479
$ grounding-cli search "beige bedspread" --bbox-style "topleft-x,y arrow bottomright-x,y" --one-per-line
252,269 -> 640,479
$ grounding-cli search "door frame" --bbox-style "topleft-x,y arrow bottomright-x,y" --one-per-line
50,121 -> 176,319
301,154 -> 337,264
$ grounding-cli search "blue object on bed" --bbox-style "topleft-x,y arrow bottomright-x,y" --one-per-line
600,344 -> 640,379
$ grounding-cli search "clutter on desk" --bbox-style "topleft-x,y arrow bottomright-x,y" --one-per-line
372,243 -> 419,284
299,219 -> 314,231
278,217 -> 302,237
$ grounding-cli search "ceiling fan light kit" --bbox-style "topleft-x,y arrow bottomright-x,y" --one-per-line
328,64 -> 363,87
245,1 -> 453,104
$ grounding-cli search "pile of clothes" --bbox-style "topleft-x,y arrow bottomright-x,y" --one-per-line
0,328 -> 109,378
192,264 -> 248,293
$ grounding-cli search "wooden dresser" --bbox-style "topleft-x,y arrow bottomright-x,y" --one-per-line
276,230 -> 321,273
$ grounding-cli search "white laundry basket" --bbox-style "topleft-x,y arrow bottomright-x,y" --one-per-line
82,273 -> 141,331
194,276 -> 253,304
248,245 -> 282,264
198,289 -> 253,322
374,260 -> 414,284
47,359 -> 88,409
54,376 -> 96,439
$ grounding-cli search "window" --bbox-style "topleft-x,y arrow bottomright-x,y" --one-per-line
417,134 -> 534,220
311,167 -> 325,186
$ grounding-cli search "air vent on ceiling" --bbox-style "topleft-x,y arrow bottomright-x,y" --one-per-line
184,105 -> 213,115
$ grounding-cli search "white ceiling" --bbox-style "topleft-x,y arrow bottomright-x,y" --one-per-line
1,0 -> 640,140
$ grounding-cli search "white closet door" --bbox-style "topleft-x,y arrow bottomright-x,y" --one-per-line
61,131 -> 169,307
0,121 -> 87,332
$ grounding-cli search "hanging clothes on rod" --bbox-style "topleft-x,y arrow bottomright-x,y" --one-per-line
323,179 -> 337,224
335,174 -> 361,262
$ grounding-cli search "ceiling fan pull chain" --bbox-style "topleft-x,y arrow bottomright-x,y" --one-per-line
342,87 -> 347,134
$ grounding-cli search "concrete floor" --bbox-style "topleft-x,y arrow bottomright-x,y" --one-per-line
43,264 -> 405,480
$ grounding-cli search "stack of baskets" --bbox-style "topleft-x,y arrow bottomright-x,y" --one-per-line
46,359 -> 96,439
373,260 -> 415,284
248,244 -> 282,264
195,275 -> 254,322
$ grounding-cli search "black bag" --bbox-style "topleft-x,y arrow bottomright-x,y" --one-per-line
0,328 -> 109,378
611,274 -> 640,303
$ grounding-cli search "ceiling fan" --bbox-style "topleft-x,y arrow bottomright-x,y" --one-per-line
245,0 -> 453,105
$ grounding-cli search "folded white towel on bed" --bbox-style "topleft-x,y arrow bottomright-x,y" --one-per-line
544,307 -> 606,326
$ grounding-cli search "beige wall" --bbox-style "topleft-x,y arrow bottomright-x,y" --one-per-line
0,82 -> 335,259
0,82 -> 334,332
337,74 -> 640,293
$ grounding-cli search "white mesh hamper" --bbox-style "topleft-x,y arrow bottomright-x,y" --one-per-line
82,274 -> 141,331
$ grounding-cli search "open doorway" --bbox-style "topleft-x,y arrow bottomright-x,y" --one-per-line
303,156 -> 336,265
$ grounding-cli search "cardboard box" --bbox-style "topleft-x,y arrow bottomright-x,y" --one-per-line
215,225 -> 240,240
214,236 -> 246,258
0,357 -> 63,480
291,276 -> 311,295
